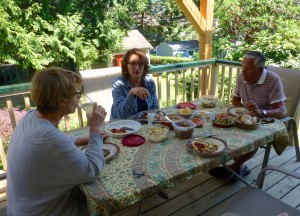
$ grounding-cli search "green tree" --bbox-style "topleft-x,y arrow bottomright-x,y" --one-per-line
135,0 -> 198,47
213,0 -> 300,69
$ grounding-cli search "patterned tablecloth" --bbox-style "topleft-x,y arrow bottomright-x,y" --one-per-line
69,101 -> 290,215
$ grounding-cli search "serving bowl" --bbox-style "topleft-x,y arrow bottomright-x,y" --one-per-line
234,115 -> 261,130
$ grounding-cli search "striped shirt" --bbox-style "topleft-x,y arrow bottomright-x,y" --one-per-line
234,69 -> 286,110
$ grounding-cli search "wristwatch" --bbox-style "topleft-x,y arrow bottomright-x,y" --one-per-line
262,109 -> 267,117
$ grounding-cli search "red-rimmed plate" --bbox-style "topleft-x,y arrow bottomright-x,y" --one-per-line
177,102 -> 196,110
122,134 -> 146,147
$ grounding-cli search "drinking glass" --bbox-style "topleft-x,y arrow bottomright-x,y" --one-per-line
78,93 -> 94,115
202,116 -> 214,137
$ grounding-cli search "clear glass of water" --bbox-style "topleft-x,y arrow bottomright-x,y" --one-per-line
202,116 -> 214,137
78,94 -> 94,115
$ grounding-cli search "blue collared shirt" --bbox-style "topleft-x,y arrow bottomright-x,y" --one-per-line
110,75 -> 159,120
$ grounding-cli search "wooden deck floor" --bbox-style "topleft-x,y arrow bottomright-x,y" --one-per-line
1,146 -> 299,216
114,146 -> 300,216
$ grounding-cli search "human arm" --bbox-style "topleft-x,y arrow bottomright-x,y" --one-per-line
148,78 -> 159,110
111,80 -> 138,119
74,132 -> 109,146
245,101 -> 287,118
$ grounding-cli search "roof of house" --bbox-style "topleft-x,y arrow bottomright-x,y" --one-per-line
162,40 -> 199,51
123,30 -> 153,50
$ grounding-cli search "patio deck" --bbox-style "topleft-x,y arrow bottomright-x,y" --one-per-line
112,146 -> 300,216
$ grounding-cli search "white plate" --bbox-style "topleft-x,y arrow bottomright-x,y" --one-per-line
194,110 -> 214,118
105,120 -> 142,138
103,142 -> 120,161
187,136 -> 227,157
227,107 -> 249,116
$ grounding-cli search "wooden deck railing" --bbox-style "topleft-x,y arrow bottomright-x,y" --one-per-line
0,59 -> 243,134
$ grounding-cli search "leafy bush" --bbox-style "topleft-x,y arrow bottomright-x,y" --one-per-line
150,55 -> 193,65
0,108 -> 27,153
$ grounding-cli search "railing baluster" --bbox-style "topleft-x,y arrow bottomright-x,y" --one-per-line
190,68 -> 195,101
64,114 -> 71,131
175,71 -> 179,104
183,69 -> 187,102
228,67 -> 233,102
77,107 -> 84,128
220,66 -> 226,101
156,74 -> 162,108
166,72 -> 170,107
210,64 -> 219,97
23,93 -> 31,110
197,67 -> 202,99
0,138 -> 7,171
6,96 -> 16,129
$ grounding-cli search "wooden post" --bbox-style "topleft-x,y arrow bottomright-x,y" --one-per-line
175,0 -> 214,60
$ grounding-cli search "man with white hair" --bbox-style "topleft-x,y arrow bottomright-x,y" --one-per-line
209,51 -> 287,178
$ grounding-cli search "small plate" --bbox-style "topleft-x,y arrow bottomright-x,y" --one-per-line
213,117 -> 234,128
187,136 -> 227,157
134,111 -> 163,122
103,142 -> 120,161
177,102 -> 196,110
122,134 -> 146,147
227,107 -> 249,116
191,117 -> 204,127
194,110 -> 214,118
105,120 -> 141,138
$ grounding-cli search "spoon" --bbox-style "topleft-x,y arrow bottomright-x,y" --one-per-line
157,110 -> 187,131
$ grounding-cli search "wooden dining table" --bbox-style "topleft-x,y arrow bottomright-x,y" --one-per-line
68,100 -> 290,216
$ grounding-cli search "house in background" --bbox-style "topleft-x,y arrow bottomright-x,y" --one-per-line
111,30 -> 153,67
156,40 -> 199,58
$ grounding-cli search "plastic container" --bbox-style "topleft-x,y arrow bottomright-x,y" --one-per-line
173,119 -> 196,139
148,125 -> 169,142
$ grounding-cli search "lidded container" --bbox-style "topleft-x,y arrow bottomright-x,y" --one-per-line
173,119 -> 196,139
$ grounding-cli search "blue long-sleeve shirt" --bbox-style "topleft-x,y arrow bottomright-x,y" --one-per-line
110,75 -> 159,120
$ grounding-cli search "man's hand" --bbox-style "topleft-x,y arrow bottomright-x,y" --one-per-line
245,101 -> 263,116
129,87 -> 149,100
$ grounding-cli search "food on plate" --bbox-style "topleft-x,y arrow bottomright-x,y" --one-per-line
202,101 -> 216,108
162,115 -> 182,122
178,107 -> 193,115
240,114 -> 258,125
110,128 -> 126,133
235,107 -> 246,115
192,140 -> 218,153
191,117 -> 204,127
148,125 -> 169,142
214,113 -> 233,125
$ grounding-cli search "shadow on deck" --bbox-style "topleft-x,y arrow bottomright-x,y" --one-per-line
114,146 -> 300,216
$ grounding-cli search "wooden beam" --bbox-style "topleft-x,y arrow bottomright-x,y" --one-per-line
176,0 -> 214,60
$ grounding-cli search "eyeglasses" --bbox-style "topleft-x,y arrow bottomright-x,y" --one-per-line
74,91 -> 83,99
128,62 -> 144,68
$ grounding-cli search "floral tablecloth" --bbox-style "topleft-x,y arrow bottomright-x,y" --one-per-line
69,101 -> 290,216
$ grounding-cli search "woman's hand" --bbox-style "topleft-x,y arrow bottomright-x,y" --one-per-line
129,87 -> 149,100
87,103 -> 107,132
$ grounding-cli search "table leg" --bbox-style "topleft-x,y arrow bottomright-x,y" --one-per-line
137,199 -> 143,216
223,164 -> 250,186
